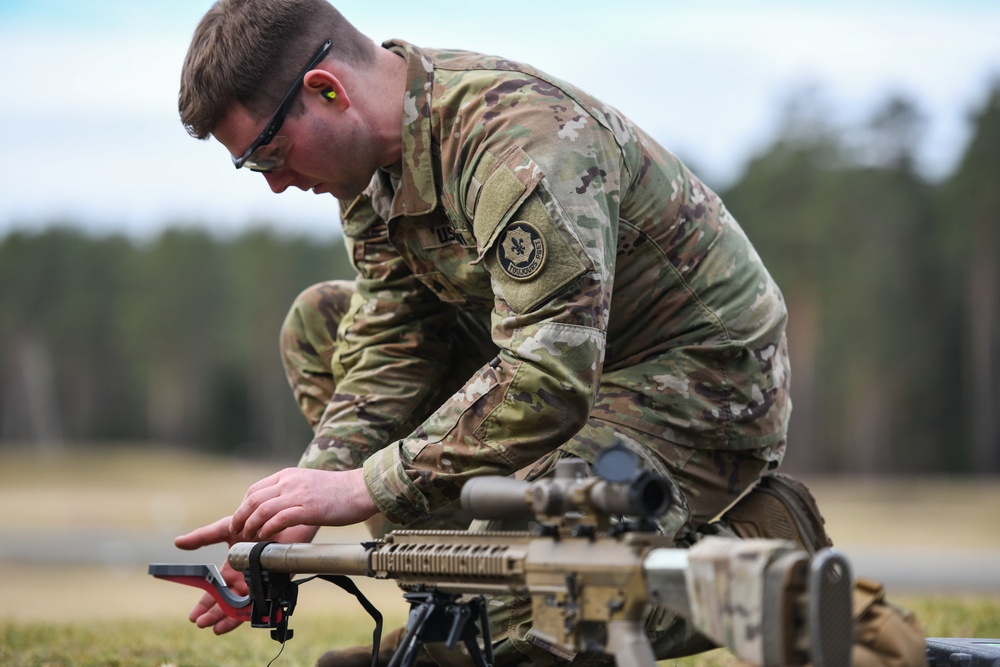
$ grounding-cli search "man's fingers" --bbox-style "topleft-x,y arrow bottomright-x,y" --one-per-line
238,498 -> 309,541
194,603 -> 231,630
230,476 -> 285,535
189,591 -> 219,624
253,506 -> 309,541
189,594 -> 244,634
220,560 -> 248,594
229,467 -> 377,540
212,616 -> 244,635
175,516 -> 234,550
187,565 -> 246,634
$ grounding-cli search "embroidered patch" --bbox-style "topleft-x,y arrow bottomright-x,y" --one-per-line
498,222 -> 546,281
416,223 -> 473,249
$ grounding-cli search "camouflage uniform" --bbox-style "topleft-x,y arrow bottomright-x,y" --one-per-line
283,40 -> 791,663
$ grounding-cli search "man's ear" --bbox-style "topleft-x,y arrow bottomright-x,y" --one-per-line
303,69 -> 348,108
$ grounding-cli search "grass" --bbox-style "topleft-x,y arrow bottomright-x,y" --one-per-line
2,596 -> 999,667
0,615 -> 386,667
1,444 -> 999,665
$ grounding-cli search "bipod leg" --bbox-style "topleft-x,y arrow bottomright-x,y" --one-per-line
450,596 -> 492,667
387,593 -> 437,667
387,591 -> 494,667
476,596 -> 495,667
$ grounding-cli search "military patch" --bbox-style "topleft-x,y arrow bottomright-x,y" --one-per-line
483,190 -> 590,314
498,222 -> 546,281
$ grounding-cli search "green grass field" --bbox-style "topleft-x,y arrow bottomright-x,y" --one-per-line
2,445 -> 999,666
3,595 -> 999,667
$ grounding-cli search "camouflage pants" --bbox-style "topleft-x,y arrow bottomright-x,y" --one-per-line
281,280 -> 772,664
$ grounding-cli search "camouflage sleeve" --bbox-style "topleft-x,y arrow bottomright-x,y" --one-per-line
298,192 -> 455,471
364,118 -> 626,525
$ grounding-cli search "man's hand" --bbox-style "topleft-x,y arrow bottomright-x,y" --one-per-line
174,517 -> 318,634
230,467 -> 378,541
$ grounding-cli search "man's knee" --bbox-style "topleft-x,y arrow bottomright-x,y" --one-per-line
280,280 -> 355,368
281,280 -> 355,341
279,280 -> 356,429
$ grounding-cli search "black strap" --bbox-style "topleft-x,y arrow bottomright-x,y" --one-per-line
311,574 -> 383,667
247,540 -> 276,628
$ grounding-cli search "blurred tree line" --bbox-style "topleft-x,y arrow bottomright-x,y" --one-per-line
0,228 -> 354,459
1,83 -> 998,473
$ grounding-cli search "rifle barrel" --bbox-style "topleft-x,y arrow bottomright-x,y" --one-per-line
228,542 -> 370,575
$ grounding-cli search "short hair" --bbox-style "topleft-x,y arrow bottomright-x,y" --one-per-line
179,0 -> 376,139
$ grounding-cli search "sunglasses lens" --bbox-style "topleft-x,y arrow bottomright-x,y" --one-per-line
244,135 -> 292,172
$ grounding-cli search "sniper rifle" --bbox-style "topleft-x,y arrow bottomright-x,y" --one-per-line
151,443 -> 854,667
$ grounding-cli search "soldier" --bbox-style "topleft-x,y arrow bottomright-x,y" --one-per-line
173,1 -> 925,665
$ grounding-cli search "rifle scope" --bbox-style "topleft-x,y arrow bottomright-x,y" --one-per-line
460,458 -> 672,521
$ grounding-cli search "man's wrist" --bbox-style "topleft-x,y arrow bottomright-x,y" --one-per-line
362,443 -> 429,526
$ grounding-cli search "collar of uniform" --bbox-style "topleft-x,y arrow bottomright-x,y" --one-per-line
380,39 -> 438,220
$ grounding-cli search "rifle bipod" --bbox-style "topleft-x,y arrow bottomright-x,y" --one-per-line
389,590 -> 494,667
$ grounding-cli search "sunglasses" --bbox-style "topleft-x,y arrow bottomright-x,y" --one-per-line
233,38 -> 333,171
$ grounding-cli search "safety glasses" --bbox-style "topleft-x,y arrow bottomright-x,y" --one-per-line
233,38 -> 333,171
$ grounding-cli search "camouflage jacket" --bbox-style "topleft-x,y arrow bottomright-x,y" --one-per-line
299,40 -> 791,526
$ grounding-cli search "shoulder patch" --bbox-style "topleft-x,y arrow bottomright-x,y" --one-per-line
486,195 -> 591,313
498,222 -> 546,280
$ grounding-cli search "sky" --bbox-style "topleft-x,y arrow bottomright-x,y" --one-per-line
1,0 -> 999,239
